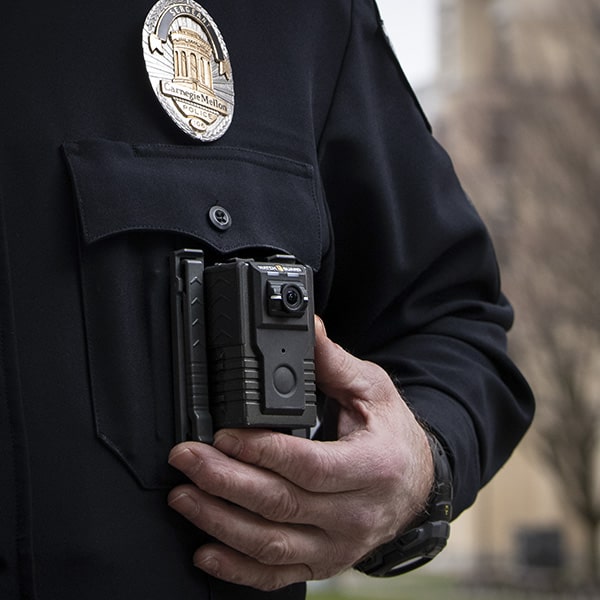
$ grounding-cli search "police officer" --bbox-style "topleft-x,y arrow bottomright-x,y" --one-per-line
0,0 -> 533,598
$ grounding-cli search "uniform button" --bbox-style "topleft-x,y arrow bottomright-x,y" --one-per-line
208,205 -> 232,231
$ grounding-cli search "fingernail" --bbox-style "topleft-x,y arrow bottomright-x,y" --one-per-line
315,315 -> 326,336
168,492 -> 198,517
213,432 -> 242,457
194,553 -> 220,575
168,446 -> 195,468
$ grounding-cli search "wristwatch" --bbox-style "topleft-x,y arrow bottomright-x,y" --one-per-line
354,432 -> 453,577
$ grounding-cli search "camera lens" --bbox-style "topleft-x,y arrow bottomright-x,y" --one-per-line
281,283 -> 307,314
286,288 -> 300,307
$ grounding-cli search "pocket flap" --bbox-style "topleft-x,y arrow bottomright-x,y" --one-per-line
63,139 -> 324,270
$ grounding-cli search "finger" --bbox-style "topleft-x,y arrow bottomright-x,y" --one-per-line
168,442 -> 380,525
168,485 -> 316,564
169,443 -> 309,522
314,316 -> 399,413
193,543 -> 314,592
212,429 -> 394,494
167,486 -> 358,575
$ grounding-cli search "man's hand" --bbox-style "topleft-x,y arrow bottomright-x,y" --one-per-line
167,317 -> 434,591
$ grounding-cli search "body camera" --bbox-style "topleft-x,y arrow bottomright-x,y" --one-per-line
204,255 -> 317,433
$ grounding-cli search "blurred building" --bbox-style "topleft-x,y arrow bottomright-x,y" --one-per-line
427,0 -> 600,585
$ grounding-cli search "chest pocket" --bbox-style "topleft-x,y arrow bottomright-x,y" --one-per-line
63,139 -> 326,489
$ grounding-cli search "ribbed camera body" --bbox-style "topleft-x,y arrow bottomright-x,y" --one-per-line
204,256 -> 317,432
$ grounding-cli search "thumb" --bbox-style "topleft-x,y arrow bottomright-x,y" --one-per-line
314,316 -> 398,414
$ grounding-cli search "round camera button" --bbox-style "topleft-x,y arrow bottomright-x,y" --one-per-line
273,365 -> 297,396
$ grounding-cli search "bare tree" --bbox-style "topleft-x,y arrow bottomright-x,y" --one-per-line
506,85 -> 600,583
434,0 -> 600,584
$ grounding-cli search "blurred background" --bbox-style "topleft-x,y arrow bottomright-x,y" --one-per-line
309,0 -> 600,598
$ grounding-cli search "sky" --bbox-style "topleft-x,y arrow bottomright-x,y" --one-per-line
375,0 -> 439,88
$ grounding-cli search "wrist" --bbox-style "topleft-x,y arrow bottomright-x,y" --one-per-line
405,427 -> 436,530
354,431 -> 453,577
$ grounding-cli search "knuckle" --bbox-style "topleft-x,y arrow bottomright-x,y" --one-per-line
206,466 -> 233,496
205,513 -> 229,541
313,448 -> 336,482
252,530 -> 293,565
259,488 -> 301,522
361,361 -> 396,401
352,507 -> 378,538
253,432 -> 286,466
343,500 -> 391,547
355,504 -> 399,549
300,446 -> 337,490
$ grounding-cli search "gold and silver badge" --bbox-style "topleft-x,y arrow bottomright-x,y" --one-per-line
142,0 -> 234,141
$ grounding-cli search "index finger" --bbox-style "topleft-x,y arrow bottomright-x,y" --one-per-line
213,428 -> 381,494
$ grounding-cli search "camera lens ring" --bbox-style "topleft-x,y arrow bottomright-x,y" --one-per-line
280,283 -> 307,314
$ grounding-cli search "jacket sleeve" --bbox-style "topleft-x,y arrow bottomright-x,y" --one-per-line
317,0 -> 534,517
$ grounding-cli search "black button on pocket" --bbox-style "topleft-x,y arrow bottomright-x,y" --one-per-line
208,205 -> 232,231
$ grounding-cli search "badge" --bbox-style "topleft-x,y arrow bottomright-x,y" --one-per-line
142,0 -> 234,141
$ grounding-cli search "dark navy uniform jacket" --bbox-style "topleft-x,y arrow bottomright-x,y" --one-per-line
0,0 -> 534,598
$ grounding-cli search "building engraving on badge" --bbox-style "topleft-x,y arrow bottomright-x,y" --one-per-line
143,0 -> 234,141
171,251 -> 317,444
